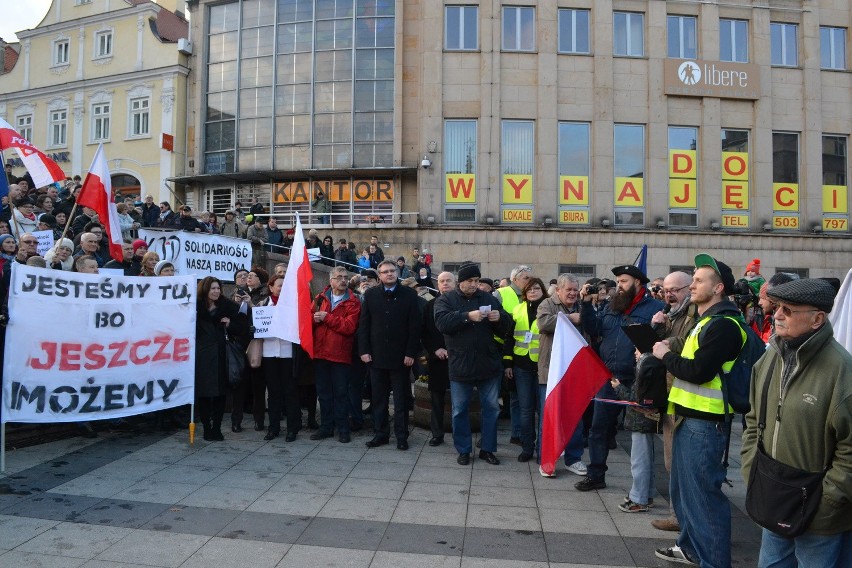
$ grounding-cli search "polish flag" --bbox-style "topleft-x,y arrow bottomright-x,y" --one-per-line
270,213 -> 314,357
76,144 -> 123,262
540,312 -> 611,475
0,117 -> 66,188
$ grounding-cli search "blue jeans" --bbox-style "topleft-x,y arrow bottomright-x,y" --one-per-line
671,417 -> 731,568
314,359 -> 351,435
628,432 -> 655,504
450,375 -> 500,455
586,382 -> 624,480
759,528 -> 850,568
348,361 -> 367,428
510,390 -> 521,438
536,384 -> 584,465
513,368 -> 538,454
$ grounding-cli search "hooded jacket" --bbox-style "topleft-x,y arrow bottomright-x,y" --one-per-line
741,321 -> 852,535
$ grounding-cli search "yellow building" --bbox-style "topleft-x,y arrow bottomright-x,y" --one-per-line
0,0 -> 189,203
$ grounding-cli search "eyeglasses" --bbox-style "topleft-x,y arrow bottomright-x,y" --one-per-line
663,285 -> 689,295
527,286 -> 543,292
774,305 -> 820,317
330,276 -> 346,280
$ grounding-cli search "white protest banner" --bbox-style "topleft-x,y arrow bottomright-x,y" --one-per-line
32,230 -> 54,257
139,229 -> 251,281
1,264 -> 196,424
251,306 -> 274,338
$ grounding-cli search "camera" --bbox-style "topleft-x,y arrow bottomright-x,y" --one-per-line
586,284 -> 600,295
650,285 -> 662,294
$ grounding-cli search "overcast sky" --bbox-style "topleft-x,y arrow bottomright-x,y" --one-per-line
1,1 -> 52,43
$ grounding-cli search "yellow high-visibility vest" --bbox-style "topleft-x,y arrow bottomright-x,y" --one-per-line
667,315 -> 745,415
511,302 -> 540,362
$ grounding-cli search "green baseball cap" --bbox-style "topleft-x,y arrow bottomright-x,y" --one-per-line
694,253 -> 735,294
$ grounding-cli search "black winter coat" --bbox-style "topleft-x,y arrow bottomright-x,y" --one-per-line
357,284 -> 422,370
422,296 -> 449,391
434,289 -> 513,382
195,298 -> 249,397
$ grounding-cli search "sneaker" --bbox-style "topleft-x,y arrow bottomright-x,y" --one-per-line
623,495 -> 654,508
565,461 -> 587,476
539,465 -> 555,478
618,499 -> 650,513
574,476 -> 606,491
655,546 -> 698,566
652,517 -> 681,532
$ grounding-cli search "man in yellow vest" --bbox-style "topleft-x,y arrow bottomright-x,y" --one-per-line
651,254 -> 744,568
494,264 -> 533,443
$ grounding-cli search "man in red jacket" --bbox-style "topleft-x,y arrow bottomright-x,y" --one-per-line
312,266 -> 362,443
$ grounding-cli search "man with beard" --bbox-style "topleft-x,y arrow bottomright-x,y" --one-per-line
576,264 -> 664,492
649,270 -> 697,531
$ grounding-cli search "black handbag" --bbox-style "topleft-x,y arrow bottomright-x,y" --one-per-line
745,359 -> 827,538
224,330 -> 246,387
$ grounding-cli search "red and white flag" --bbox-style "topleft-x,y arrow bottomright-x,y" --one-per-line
540,312 -> 611,475
76,144 -> 123,263
0,117 -> 66,188
270,213 -> 314,357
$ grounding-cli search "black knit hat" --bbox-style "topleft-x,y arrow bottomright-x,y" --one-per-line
457,263 -> 481,282
767,278 -> 837,313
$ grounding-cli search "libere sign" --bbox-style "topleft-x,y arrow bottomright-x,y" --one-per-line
664,59 -> 760,100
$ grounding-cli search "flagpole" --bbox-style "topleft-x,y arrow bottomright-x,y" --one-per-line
189,404 -> 195,444
54,201 -> 79,252
1,422 -> 5,473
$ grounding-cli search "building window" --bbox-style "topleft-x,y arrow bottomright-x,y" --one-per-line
501,120 -> 534,224
614,12 -> 643,57
91,103 -> 110,142
129,97 -> 150,137
721,129 -> 750,227
823,135 -> 847,186
667,15 -> 697,59
613,124 -> 645,226
16,114 -> 33,142
772,132 -> 800,227
720,19 -> 748,62
820,27 -> 846,70
53,39 -> 70,65
443,261 -> 479,274
49,109 -> 67,147
558,9 -> 589,54
558,122 -> 590,225
557,265 -> 595,279
95,30 -> 113,58
446,6 -> 477,51
770,23 -> 797,66
502,6 -> 535,52
444,119 -> 477,223
668,126 -> 698,228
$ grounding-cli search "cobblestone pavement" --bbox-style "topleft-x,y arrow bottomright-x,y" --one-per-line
0,418 -> 760,567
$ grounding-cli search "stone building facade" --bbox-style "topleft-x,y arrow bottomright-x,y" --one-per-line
177,0 -> 851,280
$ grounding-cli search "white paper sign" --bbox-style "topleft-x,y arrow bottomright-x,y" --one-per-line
32,230 -> 55,257
251,306 -> 274,338
307,247 -> 321,262
139,229 -> 251,281
2,264 -> 197,423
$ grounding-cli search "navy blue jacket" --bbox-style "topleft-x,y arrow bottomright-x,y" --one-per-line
581,293 -> 664,379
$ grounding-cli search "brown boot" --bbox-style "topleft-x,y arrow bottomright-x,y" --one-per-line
651,517 -> 680,532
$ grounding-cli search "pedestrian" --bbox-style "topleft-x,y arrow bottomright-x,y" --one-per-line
422,271 -> 455,446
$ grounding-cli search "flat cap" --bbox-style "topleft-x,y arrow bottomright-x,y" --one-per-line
767,278 -> 837,313
611,264 -> 649,284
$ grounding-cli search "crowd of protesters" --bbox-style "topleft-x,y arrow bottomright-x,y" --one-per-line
3,164 -> 848,567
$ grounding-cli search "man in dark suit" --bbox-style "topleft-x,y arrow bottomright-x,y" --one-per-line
422,271 -> 455,446
358,259 -> 423,450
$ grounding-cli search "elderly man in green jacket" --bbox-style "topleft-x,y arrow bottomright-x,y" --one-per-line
742,278 -> 851,567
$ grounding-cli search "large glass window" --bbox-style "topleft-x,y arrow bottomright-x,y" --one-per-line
720,19 -> 748,62
668,126 -> 698,228
614,12 -> 643,57
446,6 -> 477,51
823,135 -> 847,186
444,120 -> 477,223
822,136 -> 848,231
502,7 -> 535,52
558,9 -> 589,54
613,124 -> 645,226
205,2 -> 239,173
721,129 -> 751,227
772,132 -> 800,227
129,97 -> 150,137
95,30 -> 113,58
53,39 -> 69,66
49,109 -> 67,147
501,120 -> 534,224
770,23 -> 798,66
667,15 -> 697,59
820,27 -> 846,70
558,122 -> 590,225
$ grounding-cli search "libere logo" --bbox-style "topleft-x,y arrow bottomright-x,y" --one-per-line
678,61 -> 701,85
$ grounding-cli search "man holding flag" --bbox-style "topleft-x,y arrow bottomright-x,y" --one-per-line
75,144 -> 123,264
